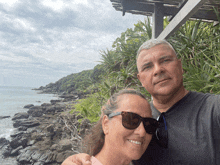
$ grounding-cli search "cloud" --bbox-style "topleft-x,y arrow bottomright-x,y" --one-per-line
0,0 -> 145,87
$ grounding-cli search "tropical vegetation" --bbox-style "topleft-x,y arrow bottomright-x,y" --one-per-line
42,10 -> 220,123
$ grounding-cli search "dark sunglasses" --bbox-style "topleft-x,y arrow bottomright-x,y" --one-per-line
108,111 -> 159,134
156,113 -> 168,148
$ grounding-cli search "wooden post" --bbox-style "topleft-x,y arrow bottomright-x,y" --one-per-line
157,0 -> 208,40
152,3 -> 164,39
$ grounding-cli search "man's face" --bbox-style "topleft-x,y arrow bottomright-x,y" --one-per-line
137,44 -> 184,97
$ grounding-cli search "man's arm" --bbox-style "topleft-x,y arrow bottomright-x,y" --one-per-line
61,153 -> 92,165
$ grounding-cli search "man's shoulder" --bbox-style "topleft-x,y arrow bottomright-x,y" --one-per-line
190,91 -> 220,100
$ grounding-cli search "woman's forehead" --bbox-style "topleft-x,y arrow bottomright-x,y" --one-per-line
117,95 -> 151,112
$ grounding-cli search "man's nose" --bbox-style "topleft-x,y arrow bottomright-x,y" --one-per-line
153,64 -> 164,76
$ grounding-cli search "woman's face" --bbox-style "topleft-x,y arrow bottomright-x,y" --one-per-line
103,94 -> 152,161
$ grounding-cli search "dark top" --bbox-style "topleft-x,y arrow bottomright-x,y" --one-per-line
135,91 -> 220,165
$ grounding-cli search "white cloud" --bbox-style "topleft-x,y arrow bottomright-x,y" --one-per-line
0,0 -> 145,87
13,18 -> 36,31
41,0 -> 66,12
0,12 -> 36,32
0,0 -> 19,6
0,54 -> 32,63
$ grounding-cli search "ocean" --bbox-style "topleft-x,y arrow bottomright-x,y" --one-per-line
0,86 -> 59,164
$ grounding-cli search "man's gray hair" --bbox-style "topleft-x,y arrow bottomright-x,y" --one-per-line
136,39 -> 176,60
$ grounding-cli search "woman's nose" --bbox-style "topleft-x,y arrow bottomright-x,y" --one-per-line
134,122 -> 147,137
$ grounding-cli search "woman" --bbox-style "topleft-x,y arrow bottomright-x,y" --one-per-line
81,89 -> 159,165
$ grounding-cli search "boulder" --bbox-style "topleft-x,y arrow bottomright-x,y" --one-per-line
28,106 -> 43,117
13,119 -> 40,128
0,116 -> 10,119
10,137 -> 28,149
45,104 -> 65,114
2,144 -> 12,157
16,147 -> 34,164
10,131 -> 25,138
58,139 -> 73,152
50,144 -> 59,151
38,150 -> 56,164
27,140 -> 35,146
46,124 -> 54,133
60,94 -> 79,101
17,126 -> 28,131
56,150 -> 77,163
12,112 -> 29,120
24,104 -> 34,108
31,132 -> 44,142
50,100 -> 62,105
41,103 -> 51,107
0,137 -> 9,147
10,146 -> 23,156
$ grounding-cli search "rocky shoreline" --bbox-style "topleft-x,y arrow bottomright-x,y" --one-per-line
0,93 -> 91,165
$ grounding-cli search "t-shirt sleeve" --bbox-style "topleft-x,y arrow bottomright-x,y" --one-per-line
212,95 -> 220,138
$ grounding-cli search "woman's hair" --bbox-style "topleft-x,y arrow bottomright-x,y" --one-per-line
136,39 -> 177,60
82,89 -> 146,156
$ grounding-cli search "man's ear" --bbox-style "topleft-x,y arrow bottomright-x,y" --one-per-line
102,115 -> 109,135
137,73 -> 144,86
178,58 -> 184,74
137,73 -> 140,81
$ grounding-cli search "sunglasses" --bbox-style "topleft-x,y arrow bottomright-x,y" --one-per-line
108,111 -> 159,134
156,113 -> 168,148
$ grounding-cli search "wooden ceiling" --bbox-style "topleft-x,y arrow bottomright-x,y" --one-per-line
110,0 -> 220,22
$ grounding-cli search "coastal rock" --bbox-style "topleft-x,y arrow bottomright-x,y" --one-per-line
56,150 -> 76,163
24,104 -> 34,108
0,116 -> 10,120
0,138 -> 9,148
41,103 -> 51,107
16,147 -> 34,164
10,146 -> 23,156
10,136 -> 28,149
60,94 -> 79,101
13,119 -> 40,128
12,112 -> 29,120
28,106 -> 43,117
50,99 -> 61,105
10,131 -> 25,138
57,139 -> 73,152
1,96 -> 89,164
2,145 -> 12,157
18,126 -> 28,131
45,104 -> 65,114
31,132 -> 44,142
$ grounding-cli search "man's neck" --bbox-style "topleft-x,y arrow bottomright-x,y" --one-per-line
152,88 -> 189,113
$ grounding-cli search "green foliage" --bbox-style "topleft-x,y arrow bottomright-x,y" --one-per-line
168,16 -> 220,94
46,13 -> 220,123
72,95 -> 101,123
100,18 -> 152,96
42,65 -> 105,94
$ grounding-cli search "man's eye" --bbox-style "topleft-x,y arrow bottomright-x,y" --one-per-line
143,65 -> 152,70
162,58 -> 171,63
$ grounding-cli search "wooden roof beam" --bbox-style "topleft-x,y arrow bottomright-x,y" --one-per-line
157,0 -> 208,40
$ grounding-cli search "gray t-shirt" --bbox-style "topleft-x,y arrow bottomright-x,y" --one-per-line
135,91 -> 220,165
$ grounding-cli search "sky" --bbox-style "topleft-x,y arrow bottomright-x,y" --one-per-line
0,0 -> 145,88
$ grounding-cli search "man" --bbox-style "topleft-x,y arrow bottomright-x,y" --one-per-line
62,39 -> 220,165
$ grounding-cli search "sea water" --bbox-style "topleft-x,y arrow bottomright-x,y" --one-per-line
0,86 -> 59,164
